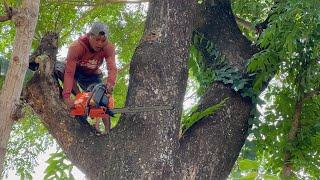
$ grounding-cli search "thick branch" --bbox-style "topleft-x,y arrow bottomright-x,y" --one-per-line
179,83 -> 251,179
177,1 -> 255,179
197,1 -> 258,73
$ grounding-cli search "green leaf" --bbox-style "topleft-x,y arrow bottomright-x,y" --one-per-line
181,98 -> 227,134
239,172 -> 258,180
238,159 -> 259,171
263,174 -> 279,180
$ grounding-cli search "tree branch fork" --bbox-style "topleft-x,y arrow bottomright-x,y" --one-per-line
24,39 -> 240,179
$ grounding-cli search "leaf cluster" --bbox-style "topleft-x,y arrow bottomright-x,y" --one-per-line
189,31 -> 255,99
4,106 -> 53,179
181,98 -> 227,135
230,0 -> 320,178
44,151 -> 74,180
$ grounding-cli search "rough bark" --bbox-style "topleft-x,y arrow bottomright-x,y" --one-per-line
0,0 -> 39,175
25,0 -> 259,179
178,1 -> 257,179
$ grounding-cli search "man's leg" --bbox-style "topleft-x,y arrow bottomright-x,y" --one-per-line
77,72 -> 109,134
54,61 -> 81,95
94,119 -> 101,132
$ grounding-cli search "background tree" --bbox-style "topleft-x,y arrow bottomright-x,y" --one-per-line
0,0 -> 40,175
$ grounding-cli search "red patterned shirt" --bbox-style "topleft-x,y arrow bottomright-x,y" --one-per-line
62,34 -> 117,99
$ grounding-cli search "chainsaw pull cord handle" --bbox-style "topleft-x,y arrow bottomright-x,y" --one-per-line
84,84 -> 101,116
84,92 -> 94,117
84,83 -> 107,116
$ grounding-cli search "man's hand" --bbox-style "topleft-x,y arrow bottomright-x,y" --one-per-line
64,97 -> 75,109
105,82 -> 114,94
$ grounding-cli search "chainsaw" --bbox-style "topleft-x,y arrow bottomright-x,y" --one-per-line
70,83 -> 173,119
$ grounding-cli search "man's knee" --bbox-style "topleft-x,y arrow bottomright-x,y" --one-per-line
54,61 -> 65,81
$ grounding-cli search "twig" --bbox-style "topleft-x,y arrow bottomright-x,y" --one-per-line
0,0 -> 13,22
235,15 -> 256,33
117,63 -> 130,74
303,88 -> 320,100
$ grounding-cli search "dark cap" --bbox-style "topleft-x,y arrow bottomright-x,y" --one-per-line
89,22 -> 109,37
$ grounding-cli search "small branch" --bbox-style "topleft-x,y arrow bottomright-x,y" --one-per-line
117,63 -> 130,74
235,16 -> 256,33
283,100 -> 303,177
0,15 -> 9,22
60,6 -> 98,40
183,91 -> 197,102
0,0 -> 13,22
255,0 -> 284,35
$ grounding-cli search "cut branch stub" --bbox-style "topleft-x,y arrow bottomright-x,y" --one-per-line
29,32 -> 59,71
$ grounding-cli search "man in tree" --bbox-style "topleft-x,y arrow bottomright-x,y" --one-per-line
55,22 -> 117,134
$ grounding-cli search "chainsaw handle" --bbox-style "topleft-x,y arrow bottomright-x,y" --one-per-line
84,91 -> 94,116
106,109 -> 115,117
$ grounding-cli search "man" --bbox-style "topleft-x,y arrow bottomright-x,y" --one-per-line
55,22 -> 117,134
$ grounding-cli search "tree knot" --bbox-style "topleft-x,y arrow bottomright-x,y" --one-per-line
142,29 -> 162,42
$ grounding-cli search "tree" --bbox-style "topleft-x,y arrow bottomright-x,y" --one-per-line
1,0 -> 319,179
23,0 -> 259,178
0,0 -> 40,175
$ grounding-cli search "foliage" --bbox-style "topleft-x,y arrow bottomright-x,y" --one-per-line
247,0 -> 320,94
231,0 -> 320,178
232,0 -> 274,41
0,1 -> 24,60
189,31 -> 255,99
44,151 -> 74,180
181,98 -> 227,134
229,158 -> 279,180
0,22 -> 15,60
4,106 -> 53,179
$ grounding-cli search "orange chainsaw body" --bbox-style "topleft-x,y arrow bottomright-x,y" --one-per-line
70,92 -> 114,119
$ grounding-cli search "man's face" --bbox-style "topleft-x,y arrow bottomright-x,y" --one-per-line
89,34 -> 107,52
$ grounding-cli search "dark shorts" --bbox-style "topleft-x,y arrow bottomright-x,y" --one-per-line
54,61 -> 102,91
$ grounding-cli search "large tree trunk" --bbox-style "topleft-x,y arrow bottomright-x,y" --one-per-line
0,0 -> 40,175
24,0 -> 258,179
